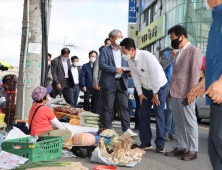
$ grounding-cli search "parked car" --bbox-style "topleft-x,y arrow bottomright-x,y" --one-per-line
195,95 -> 210,123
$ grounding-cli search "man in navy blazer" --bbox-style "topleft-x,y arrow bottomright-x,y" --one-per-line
80,51 -> 97,111
99,29 -> 137,136
70,56 -> 82,108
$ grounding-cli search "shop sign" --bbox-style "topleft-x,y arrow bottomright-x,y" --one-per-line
128,0 -> 137,23
138,15 -> 165,49
128,23 -> 136,41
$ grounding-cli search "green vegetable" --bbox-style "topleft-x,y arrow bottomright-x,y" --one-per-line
12,161 -> 74,170
105,143 -> 113,154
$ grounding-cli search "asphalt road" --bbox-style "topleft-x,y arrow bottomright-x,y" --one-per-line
59,118 -> 212,170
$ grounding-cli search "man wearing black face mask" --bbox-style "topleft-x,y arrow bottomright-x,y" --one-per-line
165,25 -> 202,161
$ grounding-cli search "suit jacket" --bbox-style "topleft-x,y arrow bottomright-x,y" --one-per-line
93,56 -> 102,87
51,56 -> 75,90
46,66 -> 53,87
80,62 -> 94,89
99,45 -> 128,89
71,66 -> 82,89
169,44 -> 202,98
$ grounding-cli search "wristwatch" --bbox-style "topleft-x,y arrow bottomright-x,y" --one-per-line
153,93 -> 157,95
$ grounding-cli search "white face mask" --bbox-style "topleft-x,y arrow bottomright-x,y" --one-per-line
204,0 -> 213,10
90,58 -> 96,63
122,54 -> 131,61
48,61 -> 51,65
73,62 -> 79,67
115,39 -> 123,46
61,57 -> 67,61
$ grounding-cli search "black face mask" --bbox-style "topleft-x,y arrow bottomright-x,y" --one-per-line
171,36 -> 182,49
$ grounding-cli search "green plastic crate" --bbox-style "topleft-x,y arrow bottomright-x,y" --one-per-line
1,136 -> 64,162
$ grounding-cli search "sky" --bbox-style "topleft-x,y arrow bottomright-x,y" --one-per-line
0,0 -> 128,67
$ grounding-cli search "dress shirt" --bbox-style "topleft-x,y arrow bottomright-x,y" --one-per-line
60,56 -> 69,78
111,45 -> 122,78
128,49 -> 167,95
71,66 -> 79,84
176,42 -> 190,63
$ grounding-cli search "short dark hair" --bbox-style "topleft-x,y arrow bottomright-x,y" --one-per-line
104,38 -> 110,45
48,53 -> 52,58
35,95 -> 47,103
3,75 -> 10,85
99,46 -> 104,52
71,56 -> 79,62
61,48 -> 70,55
89,50 -> 98,56
119,38 -> 136,50
168,25 -> 187,38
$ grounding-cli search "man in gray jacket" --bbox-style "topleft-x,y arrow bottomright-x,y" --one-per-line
93,39 -> 111,124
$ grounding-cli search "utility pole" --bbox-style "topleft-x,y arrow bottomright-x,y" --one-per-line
63,36 -> 67,47
16,0 -> 52,120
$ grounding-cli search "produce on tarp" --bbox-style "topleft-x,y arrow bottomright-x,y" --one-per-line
100,129 -> 118,137
72,133 -> 96,145
97,135 -> 144,165
79,112 -> 99,128
12,161 -> 88,170
54,106 -> 84,115
69,119 -> 80,125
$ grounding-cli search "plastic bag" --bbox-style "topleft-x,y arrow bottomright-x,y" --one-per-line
79,112 -> 99,117
71,146 -> 96,158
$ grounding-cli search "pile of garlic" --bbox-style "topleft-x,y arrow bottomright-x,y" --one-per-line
97,135 -> 144,165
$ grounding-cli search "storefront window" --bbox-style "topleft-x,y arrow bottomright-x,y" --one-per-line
165,0 -> 212,54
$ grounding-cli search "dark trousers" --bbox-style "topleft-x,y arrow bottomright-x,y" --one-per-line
101,79 -> 130,132
94,89 -> 102,123
70,85 -> 80,108
209,104 -> 222,170
84,88 -> 95,112
139,84 -> 167,146
134,88 -> 140,128
54,80 -> 71,104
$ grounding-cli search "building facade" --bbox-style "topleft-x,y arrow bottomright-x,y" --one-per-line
135,0 -> 212,59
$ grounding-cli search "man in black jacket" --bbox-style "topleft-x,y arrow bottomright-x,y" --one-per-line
51,48 -> 74,104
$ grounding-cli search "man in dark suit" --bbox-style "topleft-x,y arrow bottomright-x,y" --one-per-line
51,48 -> 74,104
70,56 -> 82,108
80,51 -> 97,112
99,29 -> 137,136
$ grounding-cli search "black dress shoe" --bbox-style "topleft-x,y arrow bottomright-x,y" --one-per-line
134,127 -> 139,131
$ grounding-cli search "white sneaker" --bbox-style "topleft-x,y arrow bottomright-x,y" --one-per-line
123,129 -> 138,137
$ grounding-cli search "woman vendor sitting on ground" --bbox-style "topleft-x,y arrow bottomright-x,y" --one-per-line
28,86 -> 71,143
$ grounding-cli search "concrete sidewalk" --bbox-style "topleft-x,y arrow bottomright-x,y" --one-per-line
58,156 -> 179,170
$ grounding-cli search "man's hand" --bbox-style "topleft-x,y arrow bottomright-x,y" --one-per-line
171,49 -> 178,56
47,74 -> 50,79
190,78 -> 205,97
206,79 -> 222,104
116,68 -> 124,74
152,94 -> 160,106
184,93 -> 195,105
94,85 -> 100,90
128,72 -> 132,77
82,87 -> 87,92
56,84 -> 61,90
139,94 -> 148,106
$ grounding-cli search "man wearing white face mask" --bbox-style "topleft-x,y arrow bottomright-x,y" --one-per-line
99,29 -> 137,137
70,56 -> 82,108
120,38 -> 167,152
80,51 -> 97,111
189,0 -> 222,168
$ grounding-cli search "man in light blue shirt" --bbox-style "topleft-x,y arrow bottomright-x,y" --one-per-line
190,0 -> 222,169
